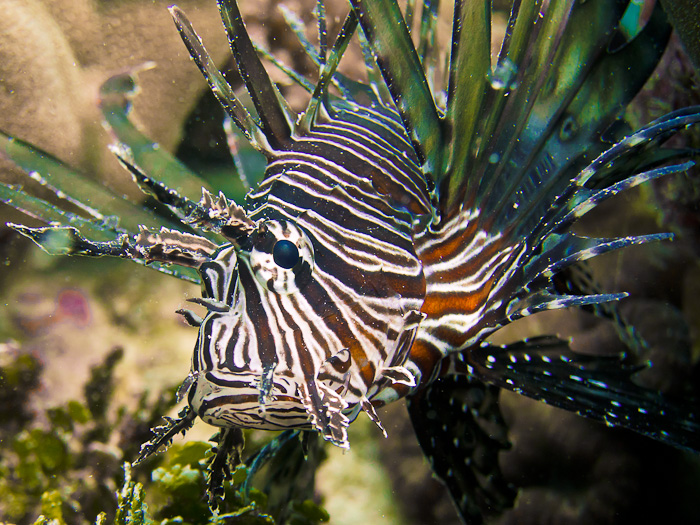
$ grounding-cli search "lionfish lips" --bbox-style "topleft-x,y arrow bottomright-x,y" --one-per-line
185,368 -> 352,446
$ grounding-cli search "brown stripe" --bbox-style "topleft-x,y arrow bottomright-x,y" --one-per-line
420,277 -> 496,317
407,339 -> 443,388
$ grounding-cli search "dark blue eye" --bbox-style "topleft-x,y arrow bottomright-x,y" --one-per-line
273,240 -> 299,269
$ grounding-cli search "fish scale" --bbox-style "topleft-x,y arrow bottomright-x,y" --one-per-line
1,0 -> 699,521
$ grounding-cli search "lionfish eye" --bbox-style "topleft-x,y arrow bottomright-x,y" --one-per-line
248,219 -> 314,294
273,240 -> 299,269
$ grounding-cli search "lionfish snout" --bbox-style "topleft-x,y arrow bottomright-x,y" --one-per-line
188,307 -> 359,445
186,365 -> 322,431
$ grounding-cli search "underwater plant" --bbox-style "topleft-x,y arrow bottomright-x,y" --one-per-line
0,340 -> 328,524
1,0 -> 700,523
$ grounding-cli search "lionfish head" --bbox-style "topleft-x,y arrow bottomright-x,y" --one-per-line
185,217 -> 325,433
182,188 -> 423,448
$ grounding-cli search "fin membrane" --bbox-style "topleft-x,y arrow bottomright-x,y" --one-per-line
407,375 -> 516,523
458,336 -> 700,452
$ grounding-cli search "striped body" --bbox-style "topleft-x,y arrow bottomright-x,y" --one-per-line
187,94 -> 567,444
188,105 -> 432,443
177,0 -> 700,455
408,214 -> 522,389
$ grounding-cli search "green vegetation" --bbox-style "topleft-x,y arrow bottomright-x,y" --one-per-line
0,344 -> 328,525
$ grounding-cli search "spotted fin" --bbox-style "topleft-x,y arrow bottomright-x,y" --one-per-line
407,375 -> 516,523
553,262 -> 651,355
457,336 -> 700,452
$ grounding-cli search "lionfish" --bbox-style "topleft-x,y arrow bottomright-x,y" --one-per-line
2,0 -> 699,521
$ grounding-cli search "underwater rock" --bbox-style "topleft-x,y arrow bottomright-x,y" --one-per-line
659,0 -> 700,71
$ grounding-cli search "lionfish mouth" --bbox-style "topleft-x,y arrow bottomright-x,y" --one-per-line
184,369 -> 355,436
182,369 -> 300,428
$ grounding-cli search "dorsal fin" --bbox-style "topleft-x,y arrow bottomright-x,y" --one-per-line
441,0 -> 491,214
298,7 -> 359,133
350,0 -> 444,175
217,0 -> 296,151
169,6 -> 266,150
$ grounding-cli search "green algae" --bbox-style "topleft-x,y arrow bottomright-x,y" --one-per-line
0,341 -> 329,525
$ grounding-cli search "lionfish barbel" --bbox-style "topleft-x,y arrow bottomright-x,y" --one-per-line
2,0 -> 699,521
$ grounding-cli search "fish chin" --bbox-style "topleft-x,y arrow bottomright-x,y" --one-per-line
187,368 -> 314,430
186,365 -> 357,447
